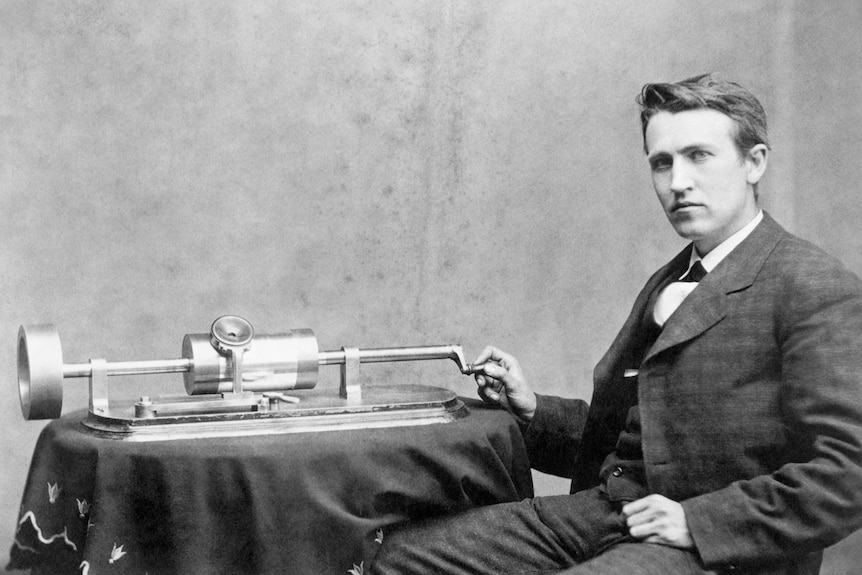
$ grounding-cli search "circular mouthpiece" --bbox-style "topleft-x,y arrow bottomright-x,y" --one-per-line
210,315 -> 254,353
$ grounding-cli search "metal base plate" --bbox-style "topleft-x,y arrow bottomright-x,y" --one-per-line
81,384 -> 468,441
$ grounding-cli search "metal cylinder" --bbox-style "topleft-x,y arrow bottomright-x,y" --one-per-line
182,329 -> 320,395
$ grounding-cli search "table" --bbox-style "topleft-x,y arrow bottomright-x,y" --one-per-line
7,398 -> 533,574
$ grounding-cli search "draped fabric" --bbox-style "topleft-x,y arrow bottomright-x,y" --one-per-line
8,399 -> 532,575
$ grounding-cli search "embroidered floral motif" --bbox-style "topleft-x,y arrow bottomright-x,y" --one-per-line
47,482 -> 61,504
374,528 -> 384,544
109,543 -> 127,564
76,498 -> 90,519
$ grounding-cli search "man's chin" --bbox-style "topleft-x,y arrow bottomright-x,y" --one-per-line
669,221 -> 706,242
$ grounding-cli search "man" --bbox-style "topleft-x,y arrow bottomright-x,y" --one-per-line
371,75 -> 862,575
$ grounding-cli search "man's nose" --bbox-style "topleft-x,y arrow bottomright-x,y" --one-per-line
670,161 -> 694,193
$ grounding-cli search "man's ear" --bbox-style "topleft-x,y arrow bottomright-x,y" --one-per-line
745,144 -> 768,185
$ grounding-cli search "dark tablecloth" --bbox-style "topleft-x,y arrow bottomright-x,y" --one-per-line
7,398 -> 532,574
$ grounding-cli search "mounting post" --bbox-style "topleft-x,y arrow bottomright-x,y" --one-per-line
339,346 -> 362,402
89,358 -> 109,415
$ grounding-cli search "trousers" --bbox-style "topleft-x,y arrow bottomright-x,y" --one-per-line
369,485 -> 716,575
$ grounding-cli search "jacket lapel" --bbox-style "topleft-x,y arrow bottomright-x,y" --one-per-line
593,248 -> 690,381
642,212 -> 785,363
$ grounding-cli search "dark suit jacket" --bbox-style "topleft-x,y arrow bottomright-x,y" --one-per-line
522,212 -> 862,574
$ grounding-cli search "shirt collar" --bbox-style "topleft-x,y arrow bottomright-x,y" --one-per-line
683,210 -> 763,276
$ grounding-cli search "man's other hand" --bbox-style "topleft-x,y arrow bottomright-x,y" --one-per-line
472,346 -> 537,422
622,494 -> 695,549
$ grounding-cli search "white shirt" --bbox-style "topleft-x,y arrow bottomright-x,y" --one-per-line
653,210 -> 763,327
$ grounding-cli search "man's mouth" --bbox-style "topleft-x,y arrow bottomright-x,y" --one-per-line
671,202 -> 702,213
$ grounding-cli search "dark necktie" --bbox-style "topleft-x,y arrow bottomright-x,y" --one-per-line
681,261 -> 707,282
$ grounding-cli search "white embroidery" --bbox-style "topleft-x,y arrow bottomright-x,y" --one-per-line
17,511 -> 78,551
76,498 -> 90,519
109,542 -> 127,564
47,482 -> 61,504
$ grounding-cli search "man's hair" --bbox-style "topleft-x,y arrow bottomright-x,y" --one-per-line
636,74 -> 770,156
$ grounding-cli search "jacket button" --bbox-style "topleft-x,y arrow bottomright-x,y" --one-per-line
612,467 -> 623,477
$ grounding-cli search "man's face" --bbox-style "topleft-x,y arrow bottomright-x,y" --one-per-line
645,109 -> 765,254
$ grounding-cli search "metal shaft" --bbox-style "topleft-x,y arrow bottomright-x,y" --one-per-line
63,359 -> 193,379
318,345 -> 469,372
60,345 -> 470,379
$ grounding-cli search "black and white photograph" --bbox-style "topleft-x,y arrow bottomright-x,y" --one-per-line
2,2 -> 860,574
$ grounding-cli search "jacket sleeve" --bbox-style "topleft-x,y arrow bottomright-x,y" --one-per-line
520,393 -> 589,478
682,261 -> 862,569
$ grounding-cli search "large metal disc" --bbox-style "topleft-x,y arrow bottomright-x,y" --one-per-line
18,324 -> 64,420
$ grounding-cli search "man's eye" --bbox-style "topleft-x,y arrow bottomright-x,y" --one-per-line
651,159 -> 671,172
690,150 -> 709,161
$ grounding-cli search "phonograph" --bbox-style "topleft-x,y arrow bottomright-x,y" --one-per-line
17,315 -> 484,440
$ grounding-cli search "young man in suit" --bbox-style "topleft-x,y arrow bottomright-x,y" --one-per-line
370,75 -> 862,575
